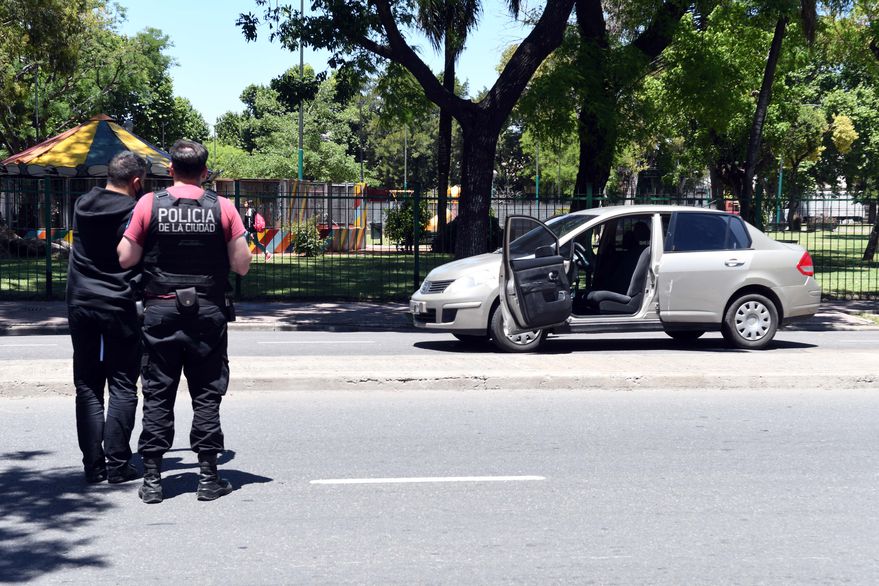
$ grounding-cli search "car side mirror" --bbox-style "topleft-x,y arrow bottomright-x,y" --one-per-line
535,244 -> 555,258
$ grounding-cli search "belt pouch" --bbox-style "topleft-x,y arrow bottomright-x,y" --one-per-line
175,287 -> 199,315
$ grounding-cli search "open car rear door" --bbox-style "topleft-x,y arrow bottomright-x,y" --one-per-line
500,216 -> 573,332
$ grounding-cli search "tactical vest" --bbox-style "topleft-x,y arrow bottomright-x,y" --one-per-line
142,189 -> 230,302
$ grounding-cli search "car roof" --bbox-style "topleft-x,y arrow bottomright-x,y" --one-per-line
567,204 -> 727,219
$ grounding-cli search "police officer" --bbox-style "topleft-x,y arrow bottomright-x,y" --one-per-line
118,139 -> 251,503
67,151 -> 146,484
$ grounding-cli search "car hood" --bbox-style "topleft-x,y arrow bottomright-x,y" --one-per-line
425,252 -> 500,281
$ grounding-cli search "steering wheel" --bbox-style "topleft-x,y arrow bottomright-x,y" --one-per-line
572,242 -> 590,271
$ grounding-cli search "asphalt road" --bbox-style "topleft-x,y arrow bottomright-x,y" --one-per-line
2,388 -> 878,584
2,329 -> 879,361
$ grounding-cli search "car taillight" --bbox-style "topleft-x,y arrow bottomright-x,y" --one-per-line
797,251 -> 814,276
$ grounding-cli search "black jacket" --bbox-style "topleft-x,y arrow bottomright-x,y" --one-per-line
66,186 -> 139,312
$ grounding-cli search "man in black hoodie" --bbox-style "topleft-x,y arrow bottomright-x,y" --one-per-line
67,151 -> 147,484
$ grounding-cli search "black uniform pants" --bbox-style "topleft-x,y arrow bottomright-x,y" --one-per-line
138,300 -> 229,457
68,305 -> 140,476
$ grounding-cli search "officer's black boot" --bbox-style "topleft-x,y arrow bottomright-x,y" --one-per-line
196,452 -> 233,501
138,456 -> 163,504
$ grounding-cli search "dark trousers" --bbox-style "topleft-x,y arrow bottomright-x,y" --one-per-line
246,230 -> 268,254
138,301 -> 229,457
68,305 -> 140,475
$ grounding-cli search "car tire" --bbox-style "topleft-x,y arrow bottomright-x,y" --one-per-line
489,303 -> 546,353
721,293 -> 778,350
452,333 -> 490,345
665,329 -> 705,343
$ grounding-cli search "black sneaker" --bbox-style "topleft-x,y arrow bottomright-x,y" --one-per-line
85,468 -> 107,484
196,478 -> 233,501
138,483 -> 163,504
108,464 -> 141,484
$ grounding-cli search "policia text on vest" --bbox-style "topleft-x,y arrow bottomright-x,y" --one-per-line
156,207 -> 218,233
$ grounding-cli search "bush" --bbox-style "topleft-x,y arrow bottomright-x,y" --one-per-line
290,217 -> 327,257
384,196 -> 430,253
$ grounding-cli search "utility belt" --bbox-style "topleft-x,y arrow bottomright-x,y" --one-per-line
142,287 -> 236,321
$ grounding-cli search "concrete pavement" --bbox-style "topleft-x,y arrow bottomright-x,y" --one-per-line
0,299 -> 876,336
0,299 -> 877,395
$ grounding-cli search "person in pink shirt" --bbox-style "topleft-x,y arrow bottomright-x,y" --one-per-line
118,139 -> 251,504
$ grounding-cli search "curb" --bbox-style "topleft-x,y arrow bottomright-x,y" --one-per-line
0,321 -> 419,337
2,359 -> 878,397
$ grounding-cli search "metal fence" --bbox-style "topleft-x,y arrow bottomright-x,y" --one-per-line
1,176 -> 877,301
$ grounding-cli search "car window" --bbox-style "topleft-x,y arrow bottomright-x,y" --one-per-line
509,214 -> 596,257
666,212 -> 752,252
727,216 -> 751,249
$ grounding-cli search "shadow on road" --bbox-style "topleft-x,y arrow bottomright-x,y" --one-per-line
413,336 -> 817,354
0,450 -> 109,581
150,450 -> 273,500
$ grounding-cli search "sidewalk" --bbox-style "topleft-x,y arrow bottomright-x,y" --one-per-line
0,299 -> 875,336
1,299 -> 877,396
0,300 -> 414,335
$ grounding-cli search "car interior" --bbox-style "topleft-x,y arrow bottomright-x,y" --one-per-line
568,214 -> 653,316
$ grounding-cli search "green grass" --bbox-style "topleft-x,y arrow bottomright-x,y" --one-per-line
765,224 -> 879,299
0,252 -> 454,301
3,227 -> 877,301
236,251 -> 453,300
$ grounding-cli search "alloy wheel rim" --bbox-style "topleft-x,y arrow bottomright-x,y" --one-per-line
734,300 -> 771,341
503,323 -> 541,345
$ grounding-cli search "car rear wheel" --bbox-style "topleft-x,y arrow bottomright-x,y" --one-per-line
721,293 -> 778,350
489,304 -> 546,353
665,329 -> 705,343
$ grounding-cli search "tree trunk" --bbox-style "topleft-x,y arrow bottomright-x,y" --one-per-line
863,216 -> 879,261
572,97 -> 616,210
571,0 -> 612,211
786,167 -> 802,231
435,44 -> 455,251
742,17 -> 788,224
570,0 -> 687,211
709,166 -> 724,208
456,122 -> 500,259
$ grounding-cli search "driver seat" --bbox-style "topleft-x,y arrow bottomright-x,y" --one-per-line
585,245 -> 651,314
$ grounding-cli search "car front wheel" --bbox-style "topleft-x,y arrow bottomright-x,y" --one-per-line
721,293 -> 778,350
489,304 -> 546,353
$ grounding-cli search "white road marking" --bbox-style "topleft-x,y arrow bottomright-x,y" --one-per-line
258,341 -> 371,345
0,344 -> 58,347
310,476 -> 546,485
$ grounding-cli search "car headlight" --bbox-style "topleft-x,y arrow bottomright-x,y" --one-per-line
444,269 -> 497,295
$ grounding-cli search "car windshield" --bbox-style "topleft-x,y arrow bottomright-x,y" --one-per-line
508,214 -> 596,256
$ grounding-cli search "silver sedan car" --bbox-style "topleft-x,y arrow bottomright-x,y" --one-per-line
410,205 -> 821,352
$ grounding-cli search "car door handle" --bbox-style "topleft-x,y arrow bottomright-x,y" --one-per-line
548,271 -> 558,281
724,259 -> 745,267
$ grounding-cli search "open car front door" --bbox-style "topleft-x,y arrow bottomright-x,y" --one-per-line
500,216 -> 573,333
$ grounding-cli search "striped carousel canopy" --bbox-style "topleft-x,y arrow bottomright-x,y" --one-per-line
1,114 -> 171,177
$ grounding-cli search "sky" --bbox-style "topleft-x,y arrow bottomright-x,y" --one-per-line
114,0 -> 532,127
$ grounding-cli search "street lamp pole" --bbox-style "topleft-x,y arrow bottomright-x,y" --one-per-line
404,127 -> 408,192
535,141 -> 540,215
359,98 -> 364,182
776,154 -> 783,224
297,0 -> 304,182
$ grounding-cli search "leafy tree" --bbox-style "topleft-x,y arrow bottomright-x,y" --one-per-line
568,0 -> 691,209
238,0 -> 576,259
416,0 -> 480,239
732,0 -> 818,222
773,104 -> 828,228
213,67 -> 363,181
0,0 -> 118,152
0,3 -> 208,156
